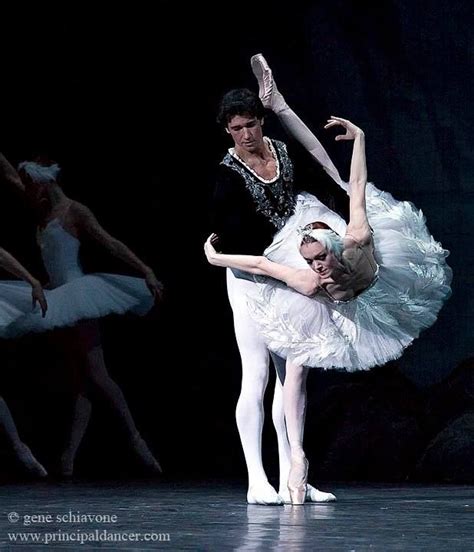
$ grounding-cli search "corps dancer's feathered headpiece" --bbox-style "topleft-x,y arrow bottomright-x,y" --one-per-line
17,161 -> 61,185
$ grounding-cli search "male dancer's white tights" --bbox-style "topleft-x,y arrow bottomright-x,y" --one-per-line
226,270 -> 335,504
226,269 -> 290,504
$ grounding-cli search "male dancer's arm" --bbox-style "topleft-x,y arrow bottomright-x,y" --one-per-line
70,201 -> 163,300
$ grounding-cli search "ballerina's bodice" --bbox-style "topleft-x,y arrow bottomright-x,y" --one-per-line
321,238 -> 379,303
38,219 -> 84,288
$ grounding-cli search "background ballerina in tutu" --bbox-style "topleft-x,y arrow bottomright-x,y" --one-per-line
0,245 -> 47,477
0,153 -> 163,476
205,55 -> 452,504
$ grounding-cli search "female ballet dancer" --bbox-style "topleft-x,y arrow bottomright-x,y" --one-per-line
0,245 -> 47,476
0,154 -> 163,476
205,56 -> 452,503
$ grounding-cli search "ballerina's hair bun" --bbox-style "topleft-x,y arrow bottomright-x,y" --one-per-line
298,221 -> 344,259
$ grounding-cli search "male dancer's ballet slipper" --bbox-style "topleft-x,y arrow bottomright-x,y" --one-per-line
305,484 -> 336,503
247,481 -> 284,505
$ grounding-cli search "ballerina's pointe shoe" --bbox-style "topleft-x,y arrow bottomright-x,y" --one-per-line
279,483 -> 337,504
14,443 -> 48,478
59,450 -> 74,478
250,53 -> 288,113
287,456 -> 309,505
131,434 -> 162,474
247,481 -> 284,505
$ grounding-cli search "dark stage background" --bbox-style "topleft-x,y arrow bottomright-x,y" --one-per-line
0,2 -> 472,483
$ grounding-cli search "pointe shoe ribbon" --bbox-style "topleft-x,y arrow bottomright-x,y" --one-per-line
287,456 -> 308,505
250,53 -> 288,114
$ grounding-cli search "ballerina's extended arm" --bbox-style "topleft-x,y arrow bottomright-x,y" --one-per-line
0,247 -> 47,316
0,152 -> 26,194
0,155 -> 47,314
70,202 -> 163,301
323,116 -> 370,244
204,234 -> 321,296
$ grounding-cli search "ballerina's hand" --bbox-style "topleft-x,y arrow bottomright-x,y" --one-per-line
324,116 -> 364,141
145,270 -> 164,302
31,282 -> 48,317
204,234 -> 220,265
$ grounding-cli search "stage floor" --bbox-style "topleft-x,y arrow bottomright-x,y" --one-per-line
0,480 -> 472,550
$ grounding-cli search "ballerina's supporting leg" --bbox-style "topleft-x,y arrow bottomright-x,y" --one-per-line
60,392 -> 92,477
0,396 -> 47,477
57,323 -> 93,476
283,361 -> 309,504
271,375 -> 291,496
61,320 -> 161,475
84,322 -> 161,473
282,362 -> 337,504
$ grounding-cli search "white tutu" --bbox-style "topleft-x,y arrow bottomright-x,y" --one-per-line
0,281 -> 40,336
2,274 -> 153,338
248,185 -> 452,370
0,218 -> 154,338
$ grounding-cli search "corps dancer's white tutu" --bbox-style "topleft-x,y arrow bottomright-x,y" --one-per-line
1,218 -> 154,338
248,184 -> 452,370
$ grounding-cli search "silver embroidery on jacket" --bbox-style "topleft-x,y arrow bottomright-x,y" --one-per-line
221,139 -> 295,229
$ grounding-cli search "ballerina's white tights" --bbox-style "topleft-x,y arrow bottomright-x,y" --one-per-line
283,361 -> 309,461
60,321 -> 160,475
0,397 -> 23,449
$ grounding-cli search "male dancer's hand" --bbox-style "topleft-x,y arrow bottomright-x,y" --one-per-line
204,234 -> 220,264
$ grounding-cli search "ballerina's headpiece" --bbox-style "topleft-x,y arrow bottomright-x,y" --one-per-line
17,161 -> 61,185
297,225 -> 344,259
